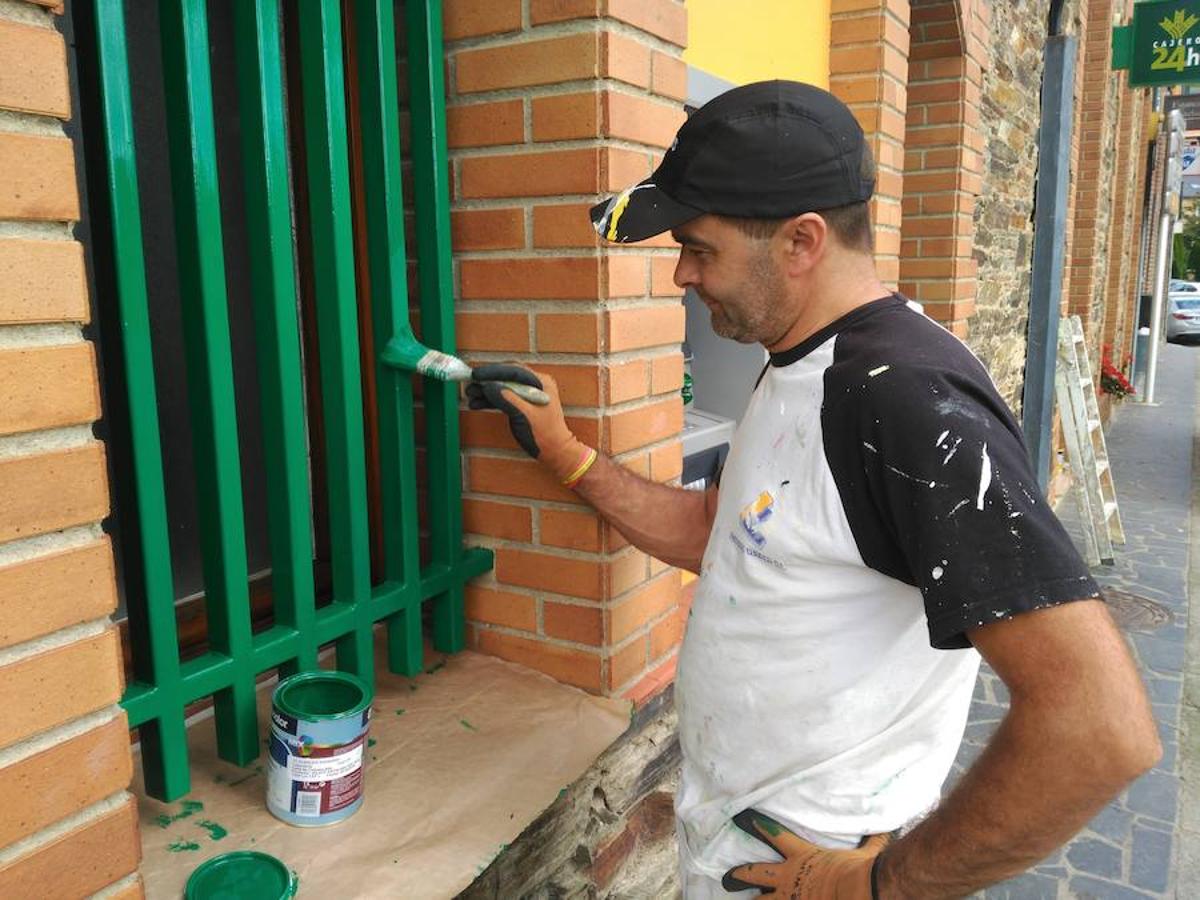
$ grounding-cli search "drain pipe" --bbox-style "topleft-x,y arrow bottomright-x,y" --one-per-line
1144,108 -> 1186,404
1021,0 -> 1076,489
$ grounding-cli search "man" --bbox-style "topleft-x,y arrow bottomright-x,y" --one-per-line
468,81 -> 1160,898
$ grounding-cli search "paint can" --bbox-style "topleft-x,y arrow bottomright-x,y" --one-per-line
186,851 -> 297,900
266,670 -> 372,827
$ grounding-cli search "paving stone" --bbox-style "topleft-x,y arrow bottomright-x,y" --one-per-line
1125,771 -> 1179,823
1145,677 -> 1182,705
981,871 -> 1060,899
1067,875 -> 1157,899
1066,838 -> 1123,880
1129,634 -> 1186,675
1087,806 -> 1133,845
1129,826 -> 1171,893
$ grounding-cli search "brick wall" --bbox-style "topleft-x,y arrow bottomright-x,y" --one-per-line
0,2 -> 142,897
444,0 -> 690,700
828,0 -> 911,289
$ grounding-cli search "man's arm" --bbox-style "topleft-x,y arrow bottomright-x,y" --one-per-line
875,598 -> 1160,899
572,454 -> 718,573
467,366 -> 719,573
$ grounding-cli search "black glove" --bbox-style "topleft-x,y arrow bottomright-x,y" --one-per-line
466,364 -> 546,458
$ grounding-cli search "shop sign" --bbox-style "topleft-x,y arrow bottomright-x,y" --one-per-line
1128,1 -> 1200,86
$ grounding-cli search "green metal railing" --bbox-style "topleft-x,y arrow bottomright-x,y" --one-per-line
88,0 -> 490,801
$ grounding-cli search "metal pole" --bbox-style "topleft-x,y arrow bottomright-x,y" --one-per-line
1144,210 -> 1173,403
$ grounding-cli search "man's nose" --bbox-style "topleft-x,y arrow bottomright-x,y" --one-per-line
674,252 -> 696,289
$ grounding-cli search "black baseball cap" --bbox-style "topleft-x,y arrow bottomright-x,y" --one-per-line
590,80 -> 875,243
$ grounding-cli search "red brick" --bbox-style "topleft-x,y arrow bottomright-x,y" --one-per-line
650,604 -> 686,659
0,444 -> 109,544
462,256 -> 601,300
651,51 -> 687,101
456,311 -> 530,352
0,796 -> 139,899
473,629 -> 602,692
532,363 -> 601,406
531,0 -> 601,24
0,539 -> 115,649
606,398 -> 683,454
468,456 -> 584,504
603,146 -> 653,192
602,31 -> 653,89
604,92 -> 685,148
532,92 -> 601,142
606,254 -> 647,298
610,548 -> 649,596
537,312 -> 601,353
460,148 -> 600,198
0,20 -> 69,118
0,344 -> 100,436
607,359 -> 648,404
0,133 -> 79,221
608,572 -> 679,642
544,601 -> 605,645
608,634 -> 650,689
495,548 -> 604,599
0,628 -> 123,751
649,439 -> 683,483
456,34 -> 599,93
533,203 -> 602,248
444,0 -> 522,39
606,0 -> 687,47
451,208 -> 525,252
607,304 -> 684,352
622,654 -> 677,705
0,239 -> 88,324
650,352 -> 683,395
540,507 -> 603,552
0,714 -> 132,847
651,256 -> 680,296
462,497 -> 533,541
447,100 -> 524,149
465,584 -> 537,632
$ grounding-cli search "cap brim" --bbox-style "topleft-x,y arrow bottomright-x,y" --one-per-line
589,180 -> 704,243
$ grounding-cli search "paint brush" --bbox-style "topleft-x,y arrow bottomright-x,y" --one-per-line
381,336 -> 550,405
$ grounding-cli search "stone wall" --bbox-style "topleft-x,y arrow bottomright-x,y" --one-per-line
967,0 -> 1047,409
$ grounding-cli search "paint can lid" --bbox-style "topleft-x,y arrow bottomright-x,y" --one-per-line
185,851 -> 297,900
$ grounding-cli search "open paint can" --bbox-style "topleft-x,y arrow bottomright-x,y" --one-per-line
267,670 -> 372,827
185,851 -> 297,899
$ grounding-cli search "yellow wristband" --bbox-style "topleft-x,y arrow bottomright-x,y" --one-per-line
561,446 -> 598,488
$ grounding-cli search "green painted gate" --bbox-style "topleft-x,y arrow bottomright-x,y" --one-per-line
82,0 -> 489,801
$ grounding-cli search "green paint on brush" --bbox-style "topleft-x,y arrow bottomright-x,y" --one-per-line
197,820 -> 228,841
167,839 -> 201,852
460,718 -> 478,732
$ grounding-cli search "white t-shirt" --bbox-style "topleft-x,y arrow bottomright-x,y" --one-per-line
673,296 -> 1098,895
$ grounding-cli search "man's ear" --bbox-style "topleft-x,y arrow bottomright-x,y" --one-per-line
779,213 -> 827,276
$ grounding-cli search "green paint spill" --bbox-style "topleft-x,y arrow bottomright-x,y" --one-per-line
156,799 -> 204,828
408,684 -> 418,693
395,708 -> 405,716
197,820 -> 227,841
227,769 -> 260,788
728,595 -> 737,606
459,718 -> 478,732
167,839 -> 201,852
425,659 -> 447,675
213,773 -> 226,784
755,815 -> 783,837
368,738 -> 377,747
557,788 -> 567,800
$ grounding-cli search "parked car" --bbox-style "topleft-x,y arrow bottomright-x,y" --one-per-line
1169,279 -> 1200,292
1166,294 -> 1200,344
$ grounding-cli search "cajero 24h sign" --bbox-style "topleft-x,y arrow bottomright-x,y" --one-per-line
1130,0 -> 1200,86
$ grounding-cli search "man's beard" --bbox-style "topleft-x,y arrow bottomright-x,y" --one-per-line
703,250 -> 785,344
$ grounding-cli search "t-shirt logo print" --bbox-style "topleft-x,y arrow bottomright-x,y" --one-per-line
739,491 -> 776,547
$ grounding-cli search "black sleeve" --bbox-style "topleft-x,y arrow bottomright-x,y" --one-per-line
823,364 -> 1101,650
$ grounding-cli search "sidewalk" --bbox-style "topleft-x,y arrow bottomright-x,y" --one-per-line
956,343 -> 1199,899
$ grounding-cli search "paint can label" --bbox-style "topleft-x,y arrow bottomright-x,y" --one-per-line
268,733 -> 366,818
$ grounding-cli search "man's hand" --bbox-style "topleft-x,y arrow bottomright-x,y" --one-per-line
723,810 -> 889,898
466,364 -> 588,480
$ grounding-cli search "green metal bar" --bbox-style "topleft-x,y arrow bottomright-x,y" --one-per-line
159,0 -> 258,766
297,0 -> 375,680
405,0 -> 468,654
232,0 -> 319,677
90,0 -> 190,801
353,0 -> 425,675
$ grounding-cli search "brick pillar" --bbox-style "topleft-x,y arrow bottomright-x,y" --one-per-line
897,0 -> 990,338
444,0 -> 689,700
828,0 -> 911,289
0,3 -> 142,898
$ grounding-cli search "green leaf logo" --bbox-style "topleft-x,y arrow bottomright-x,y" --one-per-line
1160,9 -> 1200,40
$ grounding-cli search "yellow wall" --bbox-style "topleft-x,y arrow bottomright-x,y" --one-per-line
683,0 -> 830,89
